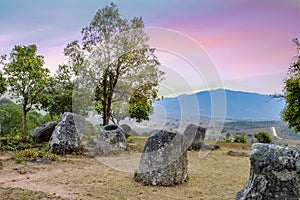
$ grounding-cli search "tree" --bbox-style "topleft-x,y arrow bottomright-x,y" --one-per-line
282,38 -> 300,132
2,44 -> 49,137
254,132 -> 272,143
69,3 -> 164,125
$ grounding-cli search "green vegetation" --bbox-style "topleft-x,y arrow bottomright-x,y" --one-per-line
234,135 -> 247,143
0,132 -> 57,163
0,98 -> 51,135
254,132 -> 272,143
1,44 -> 50,137
0,71 -> 6,96
225,138 -> 232,143
41,64 -> 76,119
282,38 -> 300,132
14,147 -> 57,163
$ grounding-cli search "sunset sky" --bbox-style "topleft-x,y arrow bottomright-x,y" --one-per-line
0,0 -> 299,95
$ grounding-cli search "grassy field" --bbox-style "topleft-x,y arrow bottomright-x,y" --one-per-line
0,137 -> 252,200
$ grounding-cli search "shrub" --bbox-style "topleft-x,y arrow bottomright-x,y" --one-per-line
234,135 -> 247,143
225,138 -> 232,143
14,147 -> 57,163
254,132 -> 272,143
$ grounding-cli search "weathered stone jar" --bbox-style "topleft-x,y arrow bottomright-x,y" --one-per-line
134,130 -> 189,186
96,124 -> 127,155
236,143 -> 300,200
183,124 -> 206,151
49,112 -> 85,154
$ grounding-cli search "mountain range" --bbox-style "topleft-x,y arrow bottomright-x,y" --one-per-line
152,89 -> 285,121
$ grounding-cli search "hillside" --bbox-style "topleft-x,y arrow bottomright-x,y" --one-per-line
153,89 -> 285,121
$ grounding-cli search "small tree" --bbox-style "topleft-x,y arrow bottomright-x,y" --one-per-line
2,44 -> 49,137
254,132 -> 272,143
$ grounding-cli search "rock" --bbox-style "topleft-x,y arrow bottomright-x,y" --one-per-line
183,124 -> 206,151
202,143 -> 220,151
96,124 -> 127,155
30,122 -> 57,142
236,144 -> 300,200
134,130 -> 189,186
49,112 -> 85,154
120,124 -> 131,139
228,151 -> 248,157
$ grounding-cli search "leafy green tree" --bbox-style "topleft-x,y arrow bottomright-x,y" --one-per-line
68,3 -> 164,125
0,98 -> 22,135
254,132 -> 272,143
282,38 -> 300,132
2,44 -> 50,137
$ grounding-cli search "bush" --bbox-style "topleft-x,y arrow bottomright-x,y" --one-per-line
13,146 -> 57,163
234,135 -> 247,143
254,132 -> 272,143
225,138 -> 232,143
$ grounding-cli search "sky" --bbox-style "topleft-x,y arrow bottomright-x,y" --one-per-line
0,0 -> 299,96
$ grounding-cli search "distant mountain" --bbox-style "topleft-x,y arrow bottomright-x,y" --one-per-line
152,89 -> 285,121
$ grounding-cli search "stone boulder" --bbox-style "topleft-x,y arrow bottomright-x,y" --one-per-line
30,122 -> 57,142
120,124 -> 131,139
49,112 -> 85,154
183,124 -> 206,150
96,124 -> 127,155
236,143 -> 300,200
134,130 -> 189,186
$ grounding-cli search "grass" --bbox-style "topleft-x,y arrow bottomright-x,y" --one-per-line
0,137 -> 252,200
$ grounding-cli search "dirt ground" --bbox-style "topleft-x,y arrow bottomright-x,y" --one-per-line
0,140 -> 251,200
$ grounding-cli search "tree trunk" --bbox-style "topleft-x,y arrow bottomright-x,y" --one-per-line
22,108 -> 28,138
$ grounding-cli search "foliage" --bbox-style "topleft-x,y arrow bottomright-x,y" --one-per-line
14,146 -> 57,163
254,132 -> 272,143
0,134 -> 35,151
0,71 -> 6,96
234,135 -> 247,143
68,3 -> 164,125
282,38 -> 300,132
282,77 -> 300,132
225,138 -> 232,143
0,98 -> 51,135
2,44 -> 50,137
41,64 -> 74,118
0,98 -> 22,135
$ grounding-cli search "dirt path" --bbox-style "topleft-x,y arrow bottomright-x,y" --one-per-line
0,162 -> 78,200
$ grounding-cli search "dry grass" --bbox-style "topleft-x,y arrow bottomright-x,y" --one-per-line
0,137 -> 251,200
